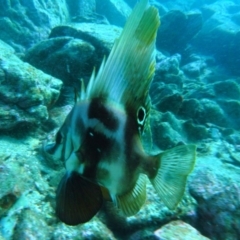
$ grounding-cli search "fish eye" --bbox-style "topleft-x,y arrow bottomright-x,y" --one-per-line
137,106 -> 146,125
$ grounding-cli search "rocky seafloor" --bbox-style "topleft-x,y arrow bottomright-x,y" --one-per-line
0,0 -> 240,239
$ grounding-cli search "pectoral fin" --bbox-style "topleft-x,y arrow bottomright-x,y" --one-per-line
149,144 -> 196,209
116,174 -> 147,216
56,172 -> 103,225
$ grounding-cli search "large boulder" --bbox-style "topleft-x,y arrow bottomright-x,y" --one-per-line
0,0 -> 109,52
157,10 -> 202,54
154,220 -> 210,240
24,23 -> 122,87
191,1 -> 240,74
0,0 -> 69,52
189,140 -> 240,240
96,0 -> 131,27
0,40 -> 62,132
66,0 -> 96,21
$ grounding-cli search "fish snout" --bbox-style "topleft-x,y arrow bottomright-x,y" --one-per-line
42,140 -> 63,162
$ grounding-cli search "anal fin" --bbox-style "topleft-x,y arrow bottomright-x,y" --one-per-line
149,144 -> 196,209
56,172 -> 103,225
116,174 -> 147,216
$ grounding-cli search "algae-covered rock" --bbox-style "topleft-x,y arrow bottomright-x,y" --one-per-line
189,141 -> 240,240
213,80 -> 240,100
191,1 -> 240,74
0,40 -> 62,131
0,0 -> 69,52
67,0 -> 96,21
0,136 -> 55,239
190,156 -> 240,240
197,99 -> 228,127
24,37 -> 96,86
179,98 -> 202,120
53,219 -> 116,240
155,93 -> 183,114
183,120 -> 209,141
218,99 -> 240,130
12,209 -> 51,240
49,23 -> 121,54
96,0 -> 131,27
156,54 -> 181,75
146,110 -> 186,150
24,23 -> 121,87
157,10 -> 202,54
182,60 -> 207,78
154,220 -> 210,240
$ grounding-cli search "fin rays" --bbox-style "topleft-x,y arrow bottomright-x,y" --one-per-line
84,0 -> 160,116
150,145 -> 196,209
116,174 -> 147,216
56,172 -> 103,225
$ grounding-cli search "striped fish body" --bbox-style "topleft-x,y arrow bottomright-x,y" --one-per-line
43,0 -> 196,226
48,97 -> 145,193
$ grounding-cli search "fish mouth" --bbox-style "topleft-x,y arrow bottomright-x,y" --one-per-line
42,140 -> 64,167
42,140 -> 55,159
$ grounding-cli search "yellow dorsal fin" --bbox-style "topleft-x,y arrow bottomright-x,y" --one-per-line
85,0 -> 160,115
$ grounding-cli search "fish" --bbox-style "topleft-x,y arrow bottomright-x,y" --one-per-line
43,0 -> 196,226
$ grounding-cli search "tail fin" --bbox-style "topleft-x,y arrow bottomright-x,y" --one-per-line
149,145 -> 196,209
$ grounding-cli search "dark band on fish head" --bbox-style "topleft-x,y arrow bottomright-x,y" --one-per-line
76,127 -> 113,179
88,98 -> 119,131
124,113 -> 142,166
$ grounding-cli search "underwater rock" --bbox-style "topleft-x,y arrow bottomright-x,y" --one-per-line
155,93 -> 183,114
191,1 -> 240,74
0,0 -> 69,52
53,219 -> 116,240
152,121 -> 183,150
150,82 -> 179,106
157,10 -> 202,54
0,136 -> 55,239
96,0 -> 131,27
213,80 -> 240,100
183,120 -> 209,141
148,111 -> 186,150
67,0 -> 96,21
194,138 -> 240,235
49,23 -> 121,54
154,220 -> 210,240
12,209 -> 51,240
0,161 -> 19,219
218,100 -> 240,130
25,23 -> 121,87
128,229 -> 157,240
0,40 -> 62,131
24,37 -> 96,87
184,84 -> 215,100
156,54 -> 181,75
179,98 -> 202,120
182,60 -> 207,78
189,148 -> 240,240
197,99 -> 228,127
151,54 -> 183,98
225,132 -> 240,146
